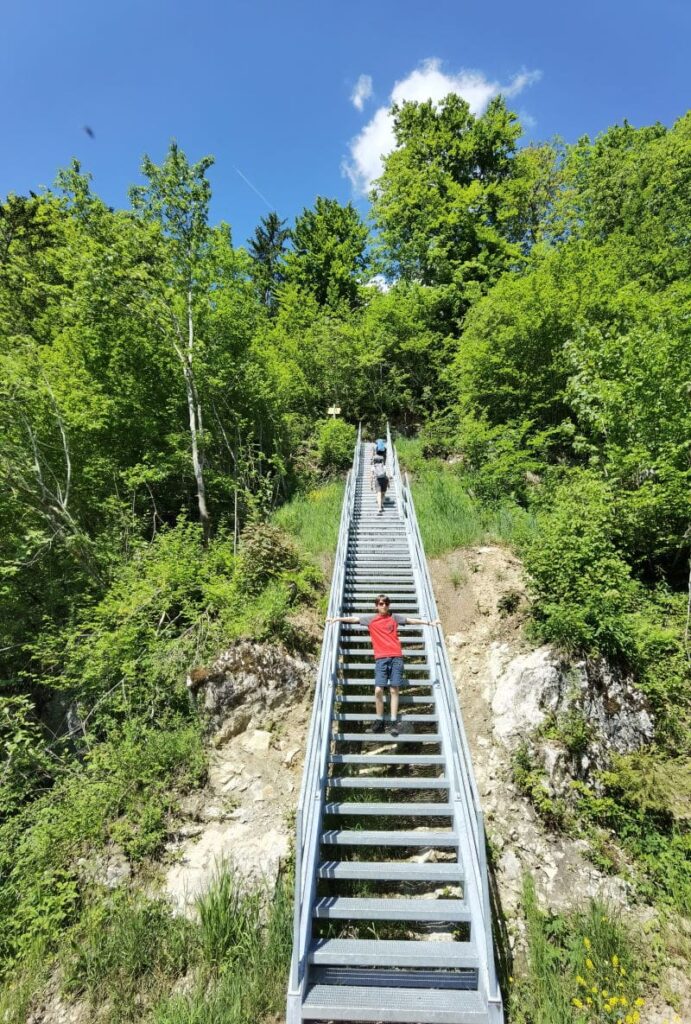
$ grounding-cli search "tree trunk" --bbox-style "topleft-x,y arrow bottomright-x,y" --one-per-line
185,288 -> 211,545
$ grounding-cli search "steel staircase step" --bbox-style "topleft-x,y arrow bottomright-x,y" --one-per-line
333,713 -> 436,723
335,694 -> 434,705
317,861 -> 462,882
311,967 -> 478,991
327,776 -> 448,789
339,644 -> 425,652
302,984 -> 488,1022
338,681 -> 432,688
324,802 -> 452,816
313,896 -> 469,922
308,937 -> 477,968
334,732 -> 441,744
340,664 -> 429,672
329,754 -> 445,765
321,829 -> 456,847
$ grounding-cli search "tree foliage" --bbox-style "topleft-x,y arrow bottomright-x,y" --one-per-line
247,211 -> 289,312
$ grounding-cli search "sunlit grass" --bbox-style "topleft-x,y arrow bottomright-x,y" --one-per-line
15,864 -> 296,1024
397,438 -> 536,557
274,482 -> 345,560
509,874 -> 648,1024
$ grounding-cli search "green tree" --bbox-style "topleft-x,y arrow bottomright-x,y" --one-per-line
284,197 -> 369,309
247,211 -> 289,312
372,94 -> 525,323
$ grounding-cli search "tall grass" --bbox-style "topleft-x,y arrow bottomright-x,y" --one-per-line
396,440 -> 536,557
152,866 -> 293,1024
61,891 -> 194,1023
38,864 -> 293,1024
274,482 -> 345,560
510,874 -> 647,1024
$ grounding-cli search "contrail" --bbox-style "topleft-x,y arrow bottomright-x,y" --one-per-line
233,166 -> 273,209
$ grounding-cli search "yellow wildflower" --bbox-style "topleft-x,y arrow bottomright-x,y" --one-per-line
572,998 -> 584,1009
583,936 -> 592,950
586,958 -> 594,970
612,954 -> 619,967
634,998 -> 644,1007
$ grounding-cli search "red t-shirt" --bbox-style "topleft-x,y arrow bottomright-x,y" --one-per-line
358,613 -> 408,659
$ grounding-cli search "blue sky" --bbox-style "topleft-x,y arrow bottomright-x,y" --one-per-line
2,0 -> 689,245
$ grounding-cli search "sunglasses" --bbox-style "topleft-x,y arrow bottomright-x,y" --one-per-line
376,601 -> 389,607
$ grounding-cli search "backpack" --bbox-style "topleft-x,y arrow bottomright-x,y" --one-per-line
373,458 -> 387,479
375,438 -> 387,457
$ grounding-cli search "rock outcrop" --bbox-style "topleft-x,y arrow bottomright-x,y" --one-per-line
187,641 -> 314,744
489,642 -> 654,792
165,642 -> 315,915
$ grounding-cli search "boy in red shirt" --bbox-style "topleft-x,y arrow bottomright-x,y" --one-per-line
328,595 -> 440,736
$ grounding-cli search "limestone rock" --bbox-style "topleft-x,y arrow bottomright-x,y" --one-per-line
241,729 -> 272,755
188,642 -> 314,743
489,642 -> 654,790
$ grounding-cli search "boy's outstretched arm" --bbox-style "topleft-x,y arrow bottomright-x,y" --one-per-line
326,615 -> 360,623
407,617 -> 441,626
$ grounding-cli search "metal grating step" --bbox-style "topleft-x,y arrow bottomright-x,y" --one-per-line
327,776 -> 448,789
317,861 -> 462,882
333,733 -> 441,744
311,966 -> 478,991
324,802 -> 452,816
333,713 -> 437,723
329,754 -> 445,765
309,937 -> 477,968
335,694 -> 434,705
321,829 -> 457,847
313,896 -> 469,922
302,984 -> 488,1022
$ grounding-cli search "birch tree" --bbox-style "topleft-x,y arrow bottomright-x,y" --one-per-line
129,143 -> 214,543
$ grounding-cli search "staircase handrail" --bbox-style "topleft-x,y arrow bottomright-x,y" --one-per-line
387,425 -> 501,1011
288,423 -> 361,1001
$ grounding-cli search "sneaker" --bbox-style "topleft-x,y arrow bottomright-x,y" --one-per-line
390,719 -> 399,737
370,718 -> 385,733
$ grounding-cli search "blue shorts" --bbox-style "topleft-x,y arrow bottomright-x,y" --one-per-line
374,656 -> 404,688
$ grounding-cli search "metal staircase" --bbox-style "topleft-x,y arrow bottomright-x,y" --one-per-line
287,428 -> 503,1024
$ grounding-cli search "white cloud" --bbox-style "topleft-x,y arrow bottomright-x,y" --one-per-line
518,109 -> 537,131
351,74 -> 373,111
343,59 -> 541,194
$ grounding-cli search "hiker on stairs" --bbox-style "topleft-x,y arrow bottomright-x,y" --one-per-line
370,452 -> 390,514
328,594 -> 440,737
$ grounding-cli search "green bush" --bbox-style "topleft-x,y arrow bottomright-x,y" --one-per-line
0,721 -> 204,968
314,418 -> 356,473
523,470 -> 641,660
